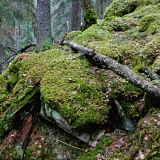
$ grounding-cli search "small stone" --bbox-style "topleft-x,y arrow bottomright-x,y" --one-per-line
23,73 -> 27,77
157,121 -> 160,126
72,91 -> 77,95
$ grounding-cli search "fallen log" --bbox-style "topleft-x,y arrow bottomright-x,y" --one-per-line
62,41 -> 160,98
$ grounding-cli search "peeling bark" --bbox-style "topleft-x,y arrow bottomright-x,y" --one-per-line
62,41 -> 160,98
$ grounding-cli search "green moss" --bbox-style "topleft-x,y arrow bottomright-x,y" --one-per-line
88,40 -> 140,64
138,13 -> 160,33
139,37 -> 160,65
125,3 -> 160,19
65,31 -> 82,41
82,9 -> 97,30
39,51 -> 109,128
104,16 -> 117,21
103,0 -> 138,18
138,0 -> 160,5
78,136 -> 113,160
108,79 -> 143,124
73,24 -> 112,45
102,17 -> 138,31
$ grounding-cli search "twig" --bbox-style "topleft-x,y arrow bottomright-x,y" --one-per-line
57,139 -> 86,152
138,67 -> 160,80
0,43 -> 36,67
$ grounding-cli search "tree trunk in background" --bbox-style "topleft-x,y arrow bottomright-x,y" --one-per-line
0,44 -> 8,74
71,0 -> 80,31
80,0 -> 97,30
93,0 -> 113,19
37,0 -> 51,49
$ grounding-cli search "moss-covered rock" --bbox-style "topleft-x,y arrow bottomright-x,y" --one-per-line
102,17 -> 138,32
103,0 -> 138,18
104,0 -> 160,19
65,31 -> 82,41
138,13 -> 160,34
73,24 -> 112,45
1,1 -> 160,159
0,47 -> 111,135
139,37 -> 160,65
88,40 -> 140,64
125,3 -> 160,19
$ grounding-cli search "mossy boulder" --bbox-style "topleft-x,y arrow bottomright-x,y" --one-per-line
103,0 -> 138,18
88,40 -> 140,64
102,17 -> 138,32
104,0 -> 160,19
1,1 -> 160,159
0,47 -> 111,139
138,13 -> 160,34
125,3 -> 160,19
72,24 -> 112,45
139,37 -> 160,65
65,31 -> 82,41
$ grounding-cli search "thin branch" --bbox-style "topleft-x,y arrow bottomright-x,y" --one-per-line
0,43 -> 36,67
138,67 -> 160,80
57,139 -> 86,152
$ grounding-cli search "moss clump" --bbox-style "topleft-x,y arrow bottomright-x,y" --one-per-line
73,24 -> 112,45
108,78 -> 143,101
124,3 -> 160,19
102,17 -> 138,32
78,136 -> 113,160
138,13 -> 160,34
88,40 -> 140,64
81,0 -> 97,30
65,31 -> 82,41
40,50 -> 109,128
108,79 -> 143,124
103,0 -> 138,18
139,37 -> 160,65
82,9 -> 97,31
0,48 -> 110,131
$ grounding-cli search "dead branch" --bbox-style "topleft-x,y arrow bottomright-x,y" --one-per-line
61,41 -> 160,98
0,43 -> 36,67
138,67 -> 160,80
57,139 -> 86,152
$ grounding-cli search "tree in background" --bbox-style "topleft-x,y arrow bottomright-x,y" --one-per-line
80,0 -> 97,30
37,0 -> 52,50
71,0 -> 80,31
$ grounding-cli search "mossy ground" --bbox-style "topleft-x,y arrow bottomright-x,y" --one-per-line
0,0 -> 160,159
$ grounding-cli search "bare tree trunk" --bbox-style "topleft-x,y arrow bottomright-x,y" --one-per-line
0,44 -> 8,74
62,40 -> 160,98
37,0 -> 51,49
71,0 -> 80,31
